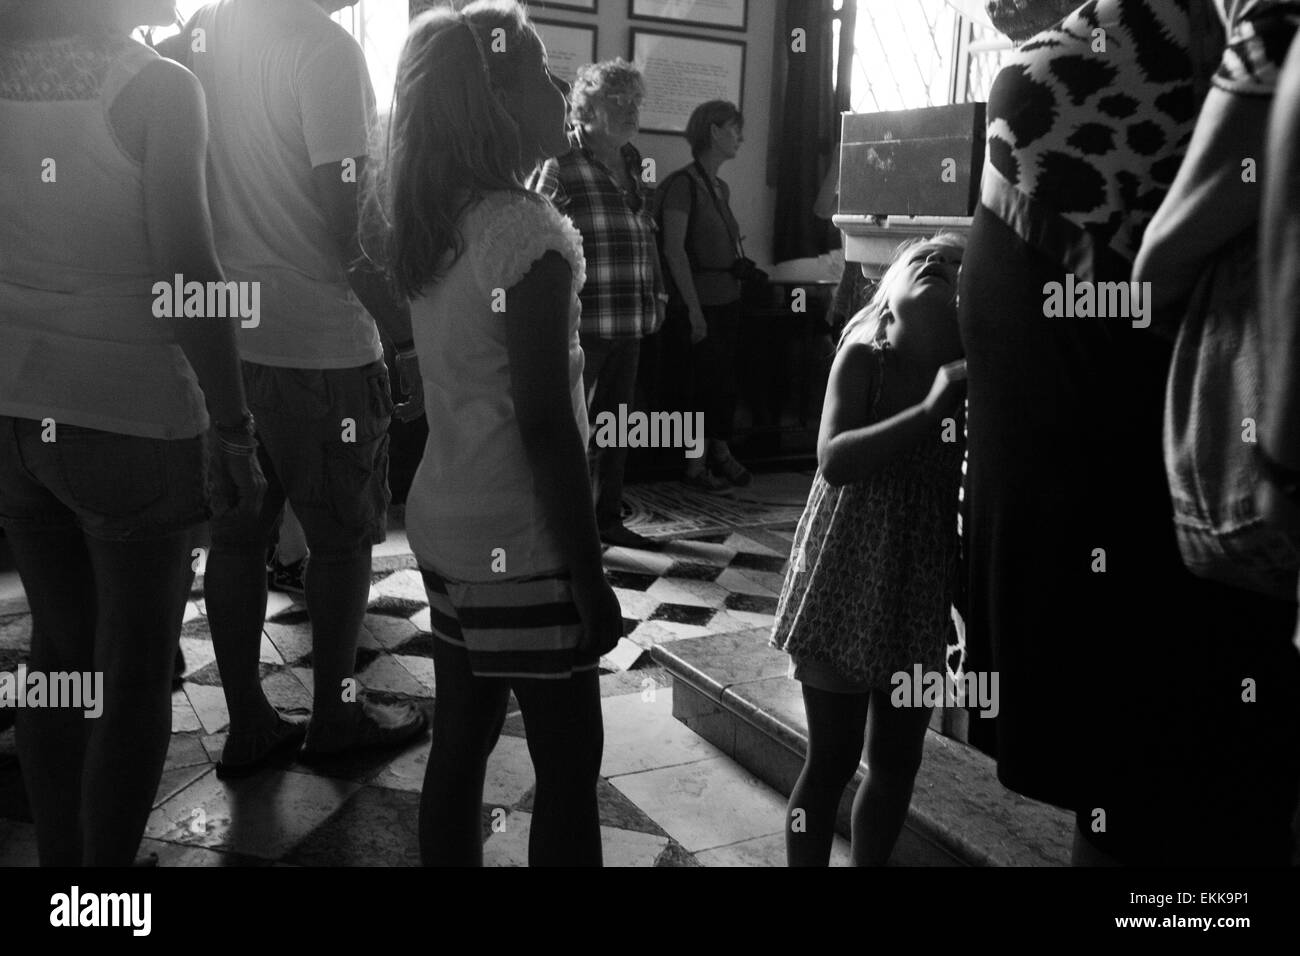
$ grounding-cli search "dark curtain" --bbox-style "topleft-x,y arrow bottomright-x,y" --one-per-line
771,0 -> 842,262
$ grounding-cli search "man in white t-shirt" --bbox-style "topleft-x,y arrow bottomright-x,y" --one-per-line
161,0 -> 427,774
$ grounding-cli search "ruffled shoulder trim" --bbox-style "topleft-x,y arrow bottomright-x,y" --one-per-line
468,191 -> 586,298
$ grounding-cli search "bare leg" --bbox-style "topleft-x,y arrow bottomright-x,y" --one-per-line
851,688 -> 932,866
302,543 -> 372,726
786,684 -> 868,866
513,668 -> 603,867
9,524 -> 96,866
205,537 -> 280,738
420,638 -> 509,866
79,531 -> 191,865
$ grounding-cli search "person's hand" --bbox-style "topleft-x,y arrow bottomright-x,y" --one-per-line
208,438 -> 267,518
394,351 -> 425,423
654,296 -> 667,333
1256,471 -> 1300,536
689,306 -> 707,345
922,359 -> 968,424
572,572 -> 623,658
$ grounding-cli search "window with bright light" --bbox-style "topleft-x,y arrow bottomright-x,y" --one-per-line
137,1 -> 407,108
832,0 -> 1013,112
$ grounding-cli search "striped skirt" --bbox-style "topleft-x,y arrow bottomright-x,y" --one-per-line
420,566 -> 600,679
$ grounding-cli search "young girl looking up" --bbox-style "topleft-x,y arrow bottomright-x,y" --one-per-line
771,235 -> 968,867
371,0 -> 622,867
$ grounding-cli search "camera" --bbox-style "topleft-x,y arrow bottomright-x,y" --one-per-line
730,257 -> 765,282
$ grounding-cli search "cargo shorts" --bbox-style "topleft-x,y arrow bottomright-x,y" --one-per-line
209,359 -> 393,556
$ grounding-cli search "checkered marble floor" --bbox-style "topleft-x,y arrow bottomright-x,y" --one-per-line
0,474 -> 857,866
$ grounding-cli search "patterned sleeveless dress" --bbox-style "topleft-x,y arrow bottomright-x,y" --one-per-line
771,343 -> 964,692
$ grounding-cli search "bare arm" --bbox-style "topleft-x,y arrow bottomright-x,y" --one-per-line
504,251 -> 621,652
817,341 -> 964,486
137,60 -> 246,427
1133,87 -> 1271,311
661,175 -> 704,323
662,209 -> 701,314
311,158 -> 413,349
504,252 -> 605,582
1261,38 -> 1300,474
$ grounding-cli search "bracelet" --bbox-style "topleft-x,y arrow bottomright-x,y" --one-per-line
1255,444 -> 1300,504
396,346 -> 418,362
216,433 -> 258,457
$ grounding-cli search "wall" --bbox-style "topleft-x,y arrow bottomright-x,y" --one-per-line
528,0 -> 780,269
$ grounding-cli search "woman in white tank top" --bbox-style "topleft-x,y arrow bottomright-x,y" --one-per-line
0,0 -> 264,866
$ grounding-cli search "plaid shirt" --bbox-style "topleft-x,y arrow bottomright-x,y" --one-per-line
531,129 -> 661,339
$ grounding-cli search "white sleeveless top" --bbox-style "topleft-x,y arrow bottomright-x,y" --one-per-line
0,34 -> 208,439
406,192 -> 588,582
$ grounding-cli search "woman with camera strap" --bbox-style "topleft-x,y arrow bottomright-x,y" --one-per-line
660,99 -> 754,492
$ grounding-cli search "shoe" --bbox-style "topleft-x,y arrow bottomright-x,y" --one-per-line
599,524 -> 661,550
299,700 -> 429,763
710,454 -> 752,487
268,555 -> 308,595
215,710 -> 310,780
683,470 -> 733,494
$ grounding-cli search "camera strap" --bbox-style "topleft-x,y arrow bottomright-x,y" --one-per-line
692,161 -> 745,262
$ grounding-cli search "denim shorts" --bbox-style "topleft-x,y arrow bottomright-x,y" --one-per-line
0,415 -> 209,542
210,360 -> 393,555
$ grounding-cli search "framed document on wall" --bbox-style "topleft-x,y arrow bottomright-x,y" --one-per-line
629,0 -> 747,32
533,20 -> 597,84
412,1 -> 599,15
530,0 -> 598,12
630,30 -> 745,134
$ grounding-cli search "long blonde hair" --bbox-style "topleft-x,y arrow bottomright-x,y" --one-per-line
839,232 -> 966,350
365,0 -> 549,300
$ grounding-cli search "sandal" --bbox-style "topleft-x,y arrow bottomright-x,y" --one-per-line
298,700 -> 429,763
214,711 -> 310,780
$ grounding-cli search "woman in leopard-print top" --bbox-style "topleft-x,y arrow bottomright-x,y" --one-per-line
772,233 -> 967,867
961,0 -> 1300,867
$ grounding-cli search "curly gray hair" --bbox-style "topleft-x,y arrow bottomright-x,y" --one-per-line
569,57 -> 645,126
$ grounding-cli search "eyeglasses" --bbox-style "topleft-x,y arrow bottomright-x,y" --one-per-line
603,93 -> 642,109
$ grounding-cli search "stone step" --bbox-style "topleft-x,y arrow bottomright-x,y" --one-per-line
651,628 -> 1072,867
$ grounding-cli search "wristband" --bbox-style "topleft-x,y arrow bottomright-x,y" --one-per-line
1255,444 -> 1300,505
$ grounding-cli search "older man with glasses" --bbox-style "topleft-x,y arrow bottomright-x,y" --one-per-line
531,59 -> 666,551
